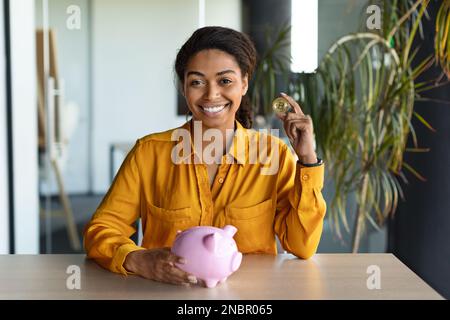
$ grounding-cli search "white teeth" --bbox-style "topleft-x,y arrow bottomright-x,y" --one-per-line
202,104 -> 227,113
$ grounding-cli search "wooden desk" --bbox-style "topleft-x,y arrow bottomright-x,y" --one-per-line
0,254 -> 443,300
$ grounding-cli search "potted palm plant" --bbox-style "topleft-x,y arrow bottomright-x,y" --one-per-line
250,0 -> 450,253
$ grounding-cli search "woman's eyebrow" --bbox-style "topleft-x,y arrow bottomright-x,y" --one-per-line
186,69 -> 237,77
216,69 -> 236,76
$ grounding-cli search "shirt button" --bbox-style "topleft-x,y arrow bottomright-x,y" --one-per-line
302,174 -> 309,181
218,177 -> 224,184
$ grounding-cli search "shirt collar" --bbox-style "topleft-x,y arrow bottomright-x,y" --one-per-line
177,119 -> 249,165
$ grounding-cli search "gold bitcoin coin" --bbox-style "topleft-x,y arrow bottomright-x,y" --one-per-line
272,97 -> 291,113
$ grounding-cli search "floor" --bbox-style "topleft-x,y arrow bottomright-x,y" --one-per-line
39,194 -> 122,253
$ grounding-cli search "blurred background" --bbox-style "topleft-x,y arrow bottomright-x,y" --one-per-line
0,0 -> 448,298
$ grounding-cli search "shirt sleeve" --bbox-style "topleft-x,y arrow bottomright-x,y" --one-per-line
273,144 -> 327,259
83,141 -> 146,275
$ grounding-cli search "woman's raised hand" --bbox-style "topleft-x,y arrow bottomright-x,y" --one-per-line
275,92 -> 317,164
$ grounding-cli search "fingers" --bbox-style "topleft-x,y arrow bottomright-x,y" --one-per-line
278,112 -> 312,142
165,249 -> 187,265
287,119 -> 310,141
140,248 -> 198,286
162,251 -> 197,286
288,119 -> 311,141
281,92 -> 304,115
275,112 -> 286,121
162,260 -> 197,286
275,93 -> 309,143
277,110 -> 309,122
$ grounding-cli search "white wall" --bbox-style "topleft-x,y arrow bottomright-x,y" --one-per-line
205,0 -> 241,28
35,0 -> 91,194
92,0 -> 241,193
9,0 -> 39,253
0,0 -> 9,254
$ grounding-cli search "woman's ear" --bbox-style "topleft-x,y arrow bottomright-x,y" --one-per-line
179,80 -> 186,97
242,74 -> 249,96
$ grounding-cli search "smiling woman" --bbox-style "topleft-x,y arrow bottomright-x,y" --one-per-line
184,51 -> 246,129
175,27 -> 256,131
83,26 -> 327,288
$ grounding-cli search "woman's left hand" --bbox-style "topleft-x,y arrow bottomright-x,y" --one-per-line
276,93 -> 317,164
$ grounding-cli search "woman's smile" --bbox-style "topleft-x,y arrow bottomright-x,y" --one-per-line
199,102 -> 231,117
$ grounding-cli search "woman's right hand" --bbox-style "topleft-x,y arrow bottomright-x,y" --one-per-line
123,247 -> 198,286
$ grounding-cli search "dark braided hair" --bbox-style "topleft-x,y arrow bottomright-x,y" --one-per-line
175,26 -> 257,129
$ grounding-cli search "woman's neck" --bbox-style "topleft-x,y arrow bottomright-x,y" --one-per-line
191,119 -> 236,162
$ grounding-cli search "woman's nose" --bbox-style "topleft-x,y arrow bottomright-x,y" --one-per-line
204,84 -> 221,100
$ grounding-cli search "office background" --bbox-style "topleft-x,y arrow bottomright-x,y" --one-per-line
0,0 -> 448,299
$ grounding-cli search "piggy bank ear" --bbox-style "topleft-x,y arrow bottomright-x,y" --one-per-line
203,232 -> 222,253
223,225 -> 237,237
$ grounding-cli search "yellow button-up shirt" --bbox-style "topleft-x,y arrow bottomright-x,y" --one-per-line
84,120 -> 326,275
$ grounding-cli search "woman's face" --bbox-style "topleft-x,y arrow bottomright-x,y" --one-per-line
183,49 -> 248,130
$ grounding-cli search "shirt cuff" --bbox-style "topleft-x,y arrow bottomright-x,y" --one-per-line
295,162 -> 324,189
289,162 -> 325,209
111,243 -> 146,276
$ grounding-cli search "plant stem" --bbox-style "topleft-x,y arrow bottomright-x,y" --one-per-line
387,0 -> 423,40
352,170 -> 370,253
402,0 -> 430,67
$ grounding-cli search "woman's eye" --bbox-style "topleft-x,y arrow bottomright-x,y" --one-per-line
220,78 -> 232,85
190,80 -> 202,86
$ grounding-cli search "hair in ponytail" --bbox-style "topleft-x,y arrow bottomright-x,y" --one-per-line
236,95 -> 253,128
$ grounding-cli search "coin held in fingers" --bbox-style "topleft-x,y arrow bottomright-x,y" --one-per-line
272,97 -> 291,113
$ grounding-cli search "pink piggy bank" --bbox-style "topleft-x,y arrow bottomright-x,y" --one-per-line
171,225 -> 242,288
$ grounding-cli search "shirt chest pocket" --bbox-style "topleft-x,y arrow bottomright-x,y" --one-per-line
144,203 -> 198,248
225,199 -> 275,253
